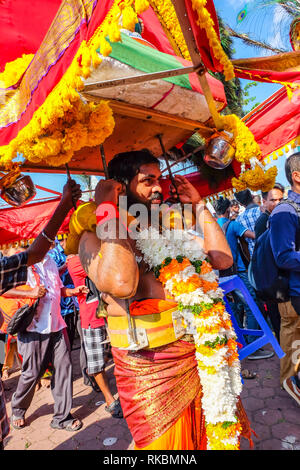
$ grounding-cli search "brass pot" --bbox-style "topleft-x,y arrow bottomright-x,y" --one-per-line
204,131 -> 235,169
1,174 -> 36,207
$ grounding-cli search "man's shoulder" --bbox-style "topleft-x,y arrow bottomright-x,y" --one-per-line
44,254 -> 60,273
271,200 -> 300,218
255,211 -> 269,224
226,219 -> 246,236
248,205 -> 261,216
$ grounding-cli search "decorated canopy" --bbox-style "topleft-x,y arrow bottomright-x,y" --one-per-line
245,81 -> 300,162
1,0 -> 300,197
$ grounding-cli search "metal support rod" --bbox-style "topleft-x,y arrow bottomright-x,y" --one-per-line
65,163 -> 77,210
156,134 -> 183,207
100,144 -> 109,179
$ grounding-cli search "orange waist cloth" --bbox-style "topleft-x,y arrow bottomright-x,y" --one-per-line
134,393 -> 206,450
112,336 -> 203,449
112,299 -> 254,450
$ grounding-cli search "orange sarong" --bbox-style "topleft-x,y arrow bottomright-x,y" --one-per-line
111,299 -> 254,450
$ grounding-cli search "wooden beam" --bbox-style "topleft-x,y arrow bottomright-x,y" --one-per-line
170,0 -> 224,131
84,64 -> 203,92
80,97 -> 215,137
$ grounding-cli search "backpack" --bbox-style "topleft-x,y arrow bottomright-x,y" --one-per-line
249,198 -> 300,303
219,220 -> 251,278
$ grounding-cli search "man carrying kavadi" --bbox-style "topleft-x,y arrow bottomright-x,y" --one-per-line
66,149 -> 254,450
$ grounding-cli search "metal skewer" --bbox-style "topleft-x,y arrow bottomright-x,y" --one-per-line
99,145 -> 139,349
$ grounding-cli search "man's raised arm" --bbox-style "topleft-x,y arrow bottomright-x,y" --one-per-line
78,180 -> 139,299
170,175 -> 233,270
26,179 -> 82,266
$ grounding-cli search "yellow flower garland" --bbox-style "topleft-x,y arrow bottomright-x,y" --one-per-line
190,0 -> 234,81
148,0 -> 191,60
0,54 -> 34,88
232,164 -> 278,192
210,113 -> 278,192
219,114 -> 261,165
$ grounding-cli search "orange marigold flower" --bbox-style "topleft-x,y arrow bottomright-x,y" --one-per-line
158,258 -> 191,284
201,280 -> 219,293
200,260 -> 213,274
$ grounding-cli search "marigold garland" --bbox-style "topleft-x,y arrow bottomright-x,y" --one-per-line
136,228 -> 243,450
190,0 -> 234,81
0,54 -> 34,88
232,162 -> 278,193
148,0 -> 191,60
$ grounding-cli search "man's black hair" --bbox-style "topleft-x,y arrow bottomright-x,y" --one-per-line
235,189 -> 253,207
285,152 -> 300,186
214,196 -> 230,216
107,149 -> 160,186
261,182 -> 285,201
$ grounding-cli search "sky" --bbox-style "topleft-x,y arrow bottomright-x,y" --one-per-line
3,0 -> 293,206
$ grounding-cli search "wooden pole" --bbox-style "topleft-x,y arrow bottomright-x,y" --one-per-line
170,0 -> 224,131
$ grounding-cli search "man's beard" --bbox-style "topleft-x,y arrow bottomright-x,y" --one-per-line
127,190 -> 163,208
149,191 -> 164,203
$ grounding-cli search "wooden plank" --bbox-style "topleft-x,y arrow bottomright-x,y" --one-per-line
1,103 -> 214,175
84,64 -> 203,91
81,96 -> 215,136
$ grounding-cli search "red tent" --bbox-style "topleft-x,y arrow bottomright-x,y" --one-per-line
0,197 -> 74,248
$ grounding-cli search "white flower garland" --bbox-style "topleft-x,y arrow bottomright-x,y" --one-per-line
136,227 -> 243,450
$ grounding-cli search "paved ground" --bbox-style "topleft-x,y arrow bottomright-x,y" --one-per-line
2,337 -> 300,451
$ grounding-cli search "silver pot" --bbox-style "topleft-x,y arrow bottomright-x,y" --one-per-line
1,174 -> 36,207
204,131 -> 235,169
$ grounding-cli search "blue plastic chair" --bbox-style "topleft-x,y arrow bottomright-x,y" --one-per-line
219,275 -> 285,361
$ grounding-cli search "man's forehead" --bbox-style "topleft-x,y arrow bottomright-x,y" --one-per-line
137,163 -> 161,178
268,188 -> 283,199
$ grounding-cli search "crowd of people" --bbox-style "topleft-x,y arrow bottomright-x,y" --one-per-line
214,154 -> 300,401
0,151 -> 300,450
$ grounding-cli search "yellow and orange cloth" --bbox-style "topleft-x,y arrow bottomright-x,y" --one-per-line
111,299 -> 254,450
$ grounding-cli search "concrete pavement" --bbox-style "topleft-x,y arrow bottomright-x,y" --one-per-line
2,337 -> 300,451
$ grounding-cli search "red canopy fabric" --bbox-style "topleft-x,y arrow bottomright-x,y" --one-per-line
0,0 -> 63,72
140,0 -> 224,73
0,198 -> 74,246
245,83 -> 300,158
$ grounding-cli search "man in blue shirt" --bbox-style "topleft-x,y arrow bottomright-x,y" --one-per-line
216,197 -> 274,360
236,189 -> 261,257
269,152 -> 300,404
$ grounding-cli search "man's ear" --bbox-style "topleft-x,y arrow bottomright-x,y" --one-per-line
292,171 -> 300,185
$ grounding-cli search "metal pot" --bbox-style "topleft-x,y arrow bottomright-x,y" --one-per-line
204,131 -> 235,169
1,174 -> 36,207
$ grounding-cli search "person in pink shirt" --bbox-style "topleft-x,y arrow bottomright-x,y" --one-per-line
67,254 -> 122,419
